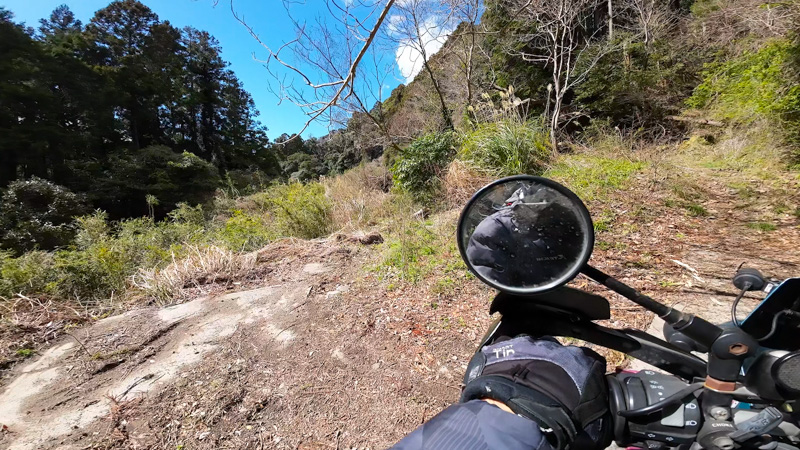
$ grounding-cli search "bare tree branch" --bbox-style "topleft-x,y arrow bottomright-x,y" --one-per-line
229,0 -> 396,142
502,0 -> 619,150
385,0 -> 456,129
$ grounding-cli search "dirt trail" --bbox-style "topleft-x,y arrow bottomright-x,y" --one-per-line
0,281 -> 305,449
0,241 -> 378,448
0,236 -> 482,450
586,163 -> 800,367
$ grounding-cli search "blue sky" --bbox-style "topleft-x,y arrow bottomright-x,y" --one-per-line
2,0 -> 412,139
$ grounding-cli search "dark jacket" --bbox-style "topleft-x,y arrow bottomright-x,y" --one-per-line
390,399 -> 552,450
466,203 -> 583,289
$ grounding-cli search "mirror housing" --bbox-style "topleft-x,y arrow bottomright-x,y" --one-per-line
457,176 -> 594,295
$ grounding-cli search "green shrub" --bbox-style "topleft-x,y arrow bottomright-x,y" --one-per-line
168,203 -> 206,225
47,209 -> 210,302
90,146 -> 221,218
53,244 -> 132,302
378,195 -> 440,283
116,218 -> 186,268
104,206 -> 208,271
0,250 -> 56,298
575,34 -> 703,126
223,170 -> 274,196
0,177 -> 89,254
252,182 -> 332,239
46,213 -> 126,301
0,180 -> 336,304
377,204 -> 467,284
217,211 -> 274,251
687,40 -> 800,129
73,211 -> 111,250
460,120 -> 550,177
0,180 -> 337,304
545,156 -> 645,202
392,132 -> 458,203
382,222 -> 437,282
282,153 -> 326,182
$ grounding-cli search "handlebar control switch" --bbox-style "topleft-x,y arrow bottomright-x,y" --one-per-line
698,419 -> 736,450
608,371 -> 702,448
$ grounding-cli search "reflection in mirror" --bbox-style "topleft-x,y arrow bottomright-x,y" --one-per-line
458,177 -> 594,294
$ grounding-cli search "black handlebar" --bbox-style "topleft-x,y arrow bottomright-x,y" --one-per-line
582,265 -> 723,348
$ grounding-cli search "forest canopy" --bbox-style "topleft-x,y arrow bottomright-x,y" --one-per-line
0,1 -> 283,218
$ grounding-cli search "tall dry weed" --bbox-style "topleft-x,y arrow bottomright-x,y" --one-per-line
442,160 -> 494,209
323,162 -> 393,231
469,85 -> 530,125
132,245 -> 256,305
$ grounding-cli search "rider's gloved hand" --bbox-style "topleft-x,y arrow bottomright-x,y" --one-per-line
460,335 -> 611,450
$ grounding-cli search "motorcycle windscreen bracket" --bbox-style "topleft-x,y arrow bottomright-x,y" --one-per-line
740,278 -> 800,350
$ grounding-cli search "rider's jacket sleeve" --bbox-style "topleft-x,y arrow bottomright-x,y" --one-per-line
389,399 -> 553,450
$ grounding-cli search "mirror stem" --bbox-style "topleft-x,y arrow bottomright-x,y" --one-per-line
582,264 -> 671,316
581,264 -> 722,347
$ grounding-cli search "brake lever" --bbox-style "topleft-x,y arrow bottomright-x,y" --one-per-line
729,407 -> 783,444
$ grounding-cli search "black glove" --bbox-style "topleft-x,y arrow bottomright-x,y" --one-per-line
460,335 -> 610,450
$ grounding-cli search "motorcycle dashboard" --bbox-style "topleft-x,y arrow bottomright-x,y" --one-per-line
740,278 -> 800,350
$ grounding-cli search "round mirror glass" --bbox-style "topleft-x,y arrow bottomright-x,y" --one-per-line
457,176 -> 594,295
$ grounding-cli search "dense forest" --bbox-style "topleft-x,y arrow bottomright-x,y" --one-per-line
2,2 -> 272,215
0,1 -> 377,254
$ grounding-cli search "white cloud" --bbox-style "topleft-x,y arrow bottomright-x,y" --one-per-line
387,14 -> 404,34
394,17 -> 452,83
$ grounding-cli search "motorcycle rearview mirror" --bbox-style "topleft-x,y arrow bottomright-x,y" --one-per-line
456,175 -> 595,295
458,177 -> 749,384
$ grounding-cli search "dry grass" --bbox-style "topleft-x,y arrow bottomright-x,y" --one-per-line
323,162 -> 394,231
442,159 -> 493,209
691,0 -> 798,51
131,245 -> 257,305
0,295 -> 90,371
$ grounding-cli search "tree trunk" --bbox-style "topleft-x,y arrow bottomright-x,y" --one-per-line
465,26 -> 476,108
423,60 -> 454,130
550,96 -> 562,153
608,0 -> 614,41
201,100 -> 214,159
